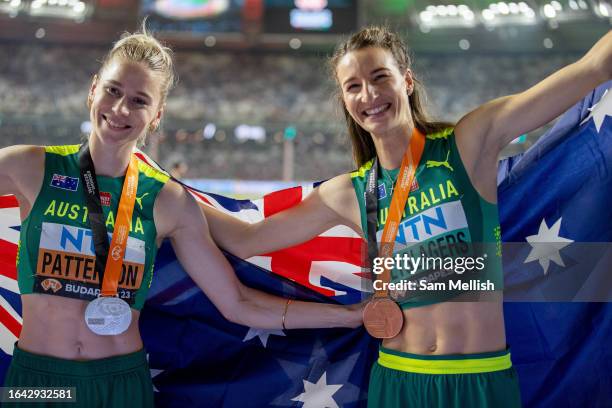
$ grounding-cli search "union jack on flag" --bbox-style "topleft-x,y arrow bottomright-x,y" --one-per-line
0,195 -> 22,365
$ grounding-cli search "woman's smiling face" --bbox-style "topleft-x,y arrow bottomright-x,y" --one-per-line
89,58 -> 163,147
336,46 -> 414,137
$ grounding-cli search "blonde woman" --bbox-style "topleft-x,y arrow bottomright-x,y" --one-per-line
0,28 -> 362,407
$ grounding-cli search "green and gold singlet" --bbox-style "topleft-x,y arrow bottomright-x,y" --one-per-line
16,145 -> 170,310
351,128 -> 503,308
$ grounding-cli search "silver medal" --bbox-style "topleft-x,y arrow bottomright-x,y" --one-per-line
85,296 -> 132,335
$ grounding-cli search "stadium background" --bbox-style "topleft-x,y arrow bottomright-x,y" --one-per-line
0,0 -> 609,196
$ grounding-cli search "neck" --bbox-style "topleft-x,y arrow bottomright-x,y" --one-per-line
88,134 -> 134,178
371,123 -> 414,170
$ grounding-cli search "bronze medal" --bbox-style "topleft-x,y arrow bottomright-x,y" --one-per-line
363,297 -> 404,339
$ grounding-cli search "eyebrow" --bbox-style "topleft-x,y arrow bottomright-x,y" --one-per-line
342,67 -> 391,86
106,80 -> 152,101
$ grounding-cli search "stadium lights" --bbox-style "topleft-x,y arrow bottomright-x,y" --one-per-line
543,37 -> 554,48
0,0 -> 23,17
480,1 -> 536,26
595,1 -> 611,17
541,0 -> 598,21
235,125 -> 266,143
417,3 -> 477,28
543,3 -> 557,18
420,1 -> 538,27
28,0 -> 89,20
203,123 -> 216,140
458,38 -> 470,50
418,0 -> 603,30
289,38 -> 302,49
204,36 -> 216,47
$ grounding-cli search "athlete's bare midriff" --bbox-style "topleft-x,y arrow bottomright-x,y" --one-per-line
382,294 -> 506,355
18,294 -> 143,360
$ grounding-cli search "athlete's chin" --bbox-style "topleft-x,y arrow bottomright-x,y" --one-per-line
363,122 -> 393,136
96,129 -> 140,147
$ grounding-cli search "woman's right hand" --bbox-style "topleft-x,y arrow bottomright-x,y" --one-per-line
345,300 -> 367,328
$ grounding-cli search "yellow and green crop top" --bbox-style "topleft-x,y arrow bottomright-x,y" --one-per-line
351,129 -> 503,309
16,145 -> 170,310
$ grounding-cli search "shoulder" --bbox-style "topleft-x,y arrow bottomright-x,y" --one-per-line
319,172 -> 358,205
0,145 -> 46,207
321,172 -> 355,192
1,145 -> 46,179
2,144 -> 46,160
135,154 -> 171,185
318,173 -> 362,231
153,179 -> 203,239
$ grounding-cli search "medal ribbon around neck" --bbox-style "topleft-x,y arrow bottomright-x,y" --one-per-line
79,144 -> 139,298
362,128 -> 425,338
366,127 -> 425,297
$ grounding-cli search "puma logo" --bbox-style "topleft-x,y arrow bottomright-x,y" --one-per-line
426,151 -> 454,172
135,192 -> 149,210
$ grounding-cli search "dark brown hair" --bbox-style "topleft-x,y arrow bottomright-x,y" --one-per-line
329,25 -> 453,167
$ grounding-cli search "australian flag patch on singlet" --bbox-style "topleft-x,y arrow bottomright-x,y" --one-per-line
50,174 -> 79,191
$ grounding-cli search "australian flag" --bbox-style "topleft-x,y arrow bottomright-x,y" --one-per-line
0,81 -> 610,407
50,173 -> 79,191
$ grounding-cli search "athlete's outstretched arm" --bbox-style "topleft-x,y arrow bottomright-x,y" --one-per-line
155,180 -> 363,329
456,30 -> 612,163
201,173 -> 362,259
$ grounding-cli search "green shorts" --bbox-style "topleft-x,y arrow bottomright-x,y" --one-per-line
3,344 -> 154,408
368,347 -> 522,408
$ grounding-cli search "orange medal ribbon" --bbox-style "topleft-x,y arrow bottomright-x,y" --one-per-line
100,155 -> 139,297
374,128 -> 425,298
363,128 -> 425,339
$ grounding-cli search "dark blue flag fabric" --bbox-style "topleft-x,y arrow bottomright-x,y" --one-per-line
0,81 -> 610,407
499,81 -> 612,407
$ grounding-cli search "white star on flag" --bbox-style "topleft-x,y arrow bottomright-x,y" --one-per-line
147,354 -> 164,392
524,217 -> 574,274
150,368 -> 164,392
242,327 -> 285,348
580,88 -> 612,133
291,372 -> 343,408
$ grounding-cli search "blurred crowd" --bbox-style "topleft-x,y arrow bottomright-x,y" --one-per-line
0,43 -> 578,180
